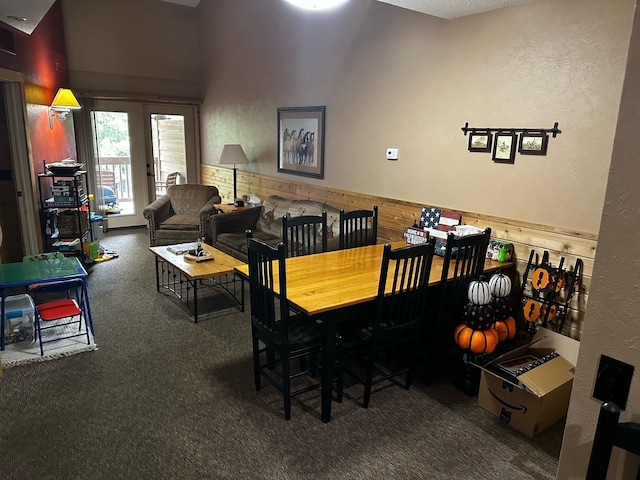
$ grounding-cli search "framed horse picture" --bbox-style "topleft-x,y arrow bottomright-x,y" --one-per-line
277,106 -> 325,179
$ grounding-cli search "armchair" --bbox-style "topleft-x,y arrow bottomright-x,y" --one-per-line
143,184 -> 222,246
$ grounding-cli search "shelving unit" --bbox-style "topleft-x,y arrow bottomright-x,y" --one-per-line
37,170 -> 93,261
519,249 -> 583,335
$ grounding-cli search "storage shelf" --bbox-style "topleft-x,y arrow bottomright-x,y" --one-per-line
38,171 -> 94,262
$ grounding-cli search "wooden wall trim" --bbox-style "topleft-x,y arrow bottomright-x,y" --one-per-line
202,165 -> 596,339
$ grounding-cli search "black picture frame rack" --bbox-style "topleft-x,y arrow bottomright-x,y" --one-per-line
460,122 -> 561,138
461,122 -> 561,162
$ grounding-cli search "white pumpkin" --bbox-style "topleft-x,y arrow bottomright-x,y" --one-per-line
489,272 -> 512,298
468,278 -> 491,305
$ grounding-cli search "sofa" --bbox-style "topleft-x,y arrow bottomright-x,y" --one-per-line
207,195 -> 342,262
143,184 -> 222,246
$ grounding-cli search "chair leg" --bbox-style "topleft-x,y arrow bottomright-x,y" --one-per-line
83,308 -> 91,346
363,345 -> 376,409
35,316 -> 44,356
283,358 -> 291,420
405,340 -> 417,390
335,338 -> 344,403
252,333 -> 261,391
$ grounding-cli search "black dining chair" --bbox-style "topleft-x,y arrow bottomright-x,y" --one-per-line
246,231 -> 342,420
339,205 -> 378,249
429,227 -> 492,384
340,240 -> 436,408
586,401 -> 640,479
281,212 -> 328,257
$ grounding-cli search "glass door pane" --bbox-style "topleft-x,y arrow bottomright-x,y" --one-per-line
144,104 -> 198,202
91,101 -> 148,228
150,113 -> 185,197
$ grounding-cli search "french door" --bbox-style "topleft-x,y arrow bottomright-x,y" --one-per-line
90,100 -> 198,229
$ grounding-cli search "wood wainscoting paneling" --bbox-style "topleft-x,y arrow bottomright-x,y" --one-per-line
201,165 -> 596,339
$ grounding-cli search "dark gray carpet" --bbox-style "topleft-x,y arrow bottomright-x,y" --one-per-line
0,228 -> 562,479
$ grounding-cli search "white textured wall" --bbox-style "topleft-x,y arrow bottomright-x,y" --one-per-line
559,1 -> 640,477
61,0 -> 200,98
198,0 -> 633,234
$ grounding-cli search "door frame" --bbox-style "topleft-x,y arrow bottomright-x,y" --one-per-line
143,103 -> 200,202
0,68 -> 39,256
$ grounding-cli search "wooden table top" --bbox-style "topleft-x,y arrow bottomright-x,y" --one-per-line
150,243 -> 245,280
234,241 -> 511,316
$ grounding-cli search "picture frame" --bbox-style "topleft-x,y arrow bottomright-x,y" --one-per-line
468,131 -> 492,152
492,131 -> 517,164
277,106 -> 325,179
518,131 -> 549,155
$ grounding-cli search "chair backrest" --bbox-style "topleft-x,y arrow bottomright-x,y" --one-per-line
339,205 -> 378,249
166,184 -> 219,214
440,227 -> 492,305
246,231 -> 290,346
281,212 -> 328,257
586,401 -> 640,479
373,240 -> 436,337
166,171 -> 179,187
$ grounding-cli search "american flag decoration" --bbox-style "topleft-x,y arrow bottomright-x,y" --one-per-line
420,207 -> 441,228
437,209 -> 462,232
418,206 -> 463,242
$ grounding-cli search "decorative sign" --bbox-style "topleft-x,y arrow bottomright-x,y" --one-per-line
404,226 -> 429,245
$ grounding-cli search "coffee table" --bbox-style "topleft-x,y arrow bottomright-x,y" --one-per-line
150,243 -> 245,322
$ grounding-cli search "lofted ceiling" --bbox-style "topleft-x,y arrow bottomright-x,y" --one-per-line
376,0 -> 533,19
0,0 -> 55,35
0,0 -> 533,35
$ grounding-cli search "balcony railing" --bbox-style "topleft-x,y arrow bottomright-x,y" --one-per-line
98,156 -> 170,203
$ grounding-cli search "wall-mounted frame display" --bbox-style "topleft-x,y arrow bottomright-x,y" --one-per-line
492,132 -> 517,164
468,131 -> 493,152
277,106 -> 325,179
518,132 -> 549,155
460,122 -> 560,164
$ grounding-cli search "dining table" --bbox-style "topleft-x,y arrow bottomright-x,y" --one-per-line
0,255 -> 92,351
234,241 -> 512,422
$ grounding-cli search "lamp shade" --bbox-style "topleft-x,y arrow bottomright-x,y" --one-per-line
219,144 -> 249,165
51,88 -> 81,109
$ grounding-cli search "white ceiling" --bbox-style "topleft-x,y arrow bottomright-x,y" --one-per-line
0,0 -> 533,35
377,0 -> 533,19
157,0 -> 535,20
0,0 -> 55,35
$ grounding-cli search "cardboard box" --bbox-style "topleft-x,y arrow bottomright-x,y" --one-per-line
477,327 -> 579,437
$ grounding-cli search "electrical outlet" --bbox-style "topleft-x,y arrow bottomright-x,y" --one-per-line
386,148 -> 399,160
593,354 -> 634,409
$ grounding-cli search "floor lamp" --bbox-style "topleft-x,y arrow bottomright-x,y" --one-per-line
218,144 -> 249,203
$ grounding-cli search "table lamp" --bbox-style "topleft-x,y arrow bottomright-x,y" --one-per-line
218,144 -> 249,203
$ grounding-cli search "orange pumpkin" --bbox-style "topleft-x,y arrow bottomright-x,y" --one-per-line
454,324 -> 499,355
493,316 -> 517,341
